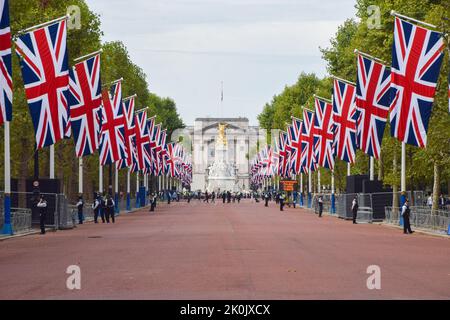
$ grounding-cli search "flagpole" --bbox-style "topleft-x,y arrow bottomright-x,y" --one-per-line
400,142 -> 406,206
308,171 -> 312,208
390,10 -> 438,29
114,166 -> 119,214
126,168 -> 131,212
2,121 -> 12,235
347,163 -> 351,176
299,173 -> 304,206
317,170 -> 321,194
49,145 -> 55,179
136,172 -> 140,208
73,49 -> 103,63
78,157 -> 83,194
99,160 -> 103,193
16,14 -> 70,35
331,170 -> 336,214
370,156 -> 375,181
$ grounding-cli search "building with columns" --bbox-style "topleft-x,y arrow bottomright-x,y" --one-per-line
184,117 -> 261,191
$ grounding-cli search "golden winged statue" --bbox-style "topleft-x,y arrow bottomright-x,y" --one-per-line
217,123 -> 228,146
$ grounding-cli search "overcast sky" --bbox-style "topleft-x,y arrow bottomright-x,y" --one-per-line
85,0 -> 356,125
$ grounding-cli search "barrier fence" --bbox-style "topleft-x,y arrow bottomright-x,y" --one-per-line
1,191 -> 140,235
385,206 -> 449,234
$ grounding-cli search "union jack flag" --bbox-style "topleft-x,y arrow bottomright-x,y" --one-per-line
157,129 -> 167,176
277,131 -> 290,177
332,79 -> 357,163
356,54 -> 393,159
133,110 -> 151,172
117,96 -> 136,169
15,18 -> 69,149
164,143 -> 178,177
313,97 -> 334,170
288,117 -> 304,175
301,108 -> 318,173
0,0 -> 12,126
146,117 -> 155,171
68,54 -> 102,157
150,123 -> 162,174
389,17 -> 444,148
98,81 -> 127,165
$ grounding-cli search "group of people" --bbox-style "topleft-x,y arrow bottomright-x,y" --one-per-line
91,193 -> 116,224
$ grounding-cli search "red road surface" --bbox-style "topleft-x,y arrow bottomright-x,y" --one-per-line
0,200 -> 449,299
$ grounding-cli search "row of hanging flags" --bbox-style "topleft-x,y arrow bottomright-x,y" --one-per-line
251,11 -> 448,186
0,1 -> 192,185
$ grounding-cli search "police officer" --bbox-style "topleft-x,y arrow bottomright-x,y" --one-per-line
76,195 -> 84,224
318,195 -> 324,218
351,196 -> 358,224
279,192 -> 285,211
150,193 -> 157,212
37,195 -> 48,234
264,192 -> 269,207
401,199 -> 414,234
105,194 -> 115,223
92,194 -> 101,223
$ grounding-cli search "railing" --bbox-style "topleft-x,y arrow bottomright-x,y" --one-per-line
385,206 -> 449,234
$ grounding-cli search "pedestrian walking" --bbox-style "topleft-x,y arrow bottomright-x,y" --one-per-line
204,191 -> 209,203
211,191 -> 216,203
402,199 -> 414,234
37,195 -> 48,234
351,196 -> 358,224
222,192 -> 226,204
227,191 -> 231,203
150,193 -> 157,212
92,194 -> 101,223
264,192 -> 269,207
76,196 -> 84,224
318,195 -> 323,217
279,192 -> 285,211
105,194 -> 115,223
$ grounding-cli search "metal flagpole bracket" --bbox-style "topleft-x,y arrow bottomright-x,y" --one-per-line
102,78 -> 123,88
330,75 -> 356,86
291,115 -> 303,122
135,107 -> 149,114
301,106 -> 315,113
73,49 -> 103,63
390,10 -> 439,30
16,14 -> 70,36
313,94 -> 332,103
123,94 -> 137,102
353,49 -> 390,67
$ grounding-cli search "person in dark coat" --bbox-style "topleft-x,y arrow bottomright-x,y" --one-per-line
100,194 -> 106,223
37,195 -> 48,234
318,195 -> 324,217
105,194 -> 115,223
264,192 -> 269,207
92,194 -> 101,223
76,196 -> 84,224
227,191 -> 231,203
351,196 -> 359,224
222,192 -> 226,204
211,191 -> 216,203
150,193 -> 157,212
204,191 -> 209,203
279,192 -> 285,211
401,199 -> 414,234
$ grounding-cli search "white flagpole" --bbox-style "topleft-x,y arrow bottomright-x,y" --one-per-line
136,172 -> 140,208
2,121 -> 12,234
331,170 -> 336,214
308,171 -> 312,208
401,142 -> 406,204
370,156 -> 375,181
78,157 -> 83,194
99,160 -> 103,193
317,170 -> 321,193
49,144 -> 55,179
115,166 -> 119,214
126,168 -> 131,211
347,162 -> 351,176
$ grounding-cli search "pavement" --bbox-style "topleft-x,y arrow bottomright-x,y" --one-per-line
0,199 -> 449,300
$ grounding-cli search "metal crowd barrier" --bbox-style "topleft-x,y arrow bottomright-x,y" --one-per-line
385,206 -> 450,234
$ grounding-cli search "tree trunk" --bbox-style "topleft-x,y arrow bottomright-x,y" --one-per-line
432,162 -> 440,213
392,150 -> 398,208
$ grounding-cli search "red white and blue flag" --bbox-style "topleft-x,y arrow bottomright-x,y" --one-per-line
117,96 -> 136,170
68,54 -> 102,157
313,97 -> 334,170
15,18 -> 69,148
332,79 -> 357,163
355,54 -> 393,159
288,117 -> 304,175
301,108 -> 318,173
0,0 -> 12,126
389,17 -> 444,148
98,81 -> 127,165
133,109 -> 151,172
277,131 -> 290,177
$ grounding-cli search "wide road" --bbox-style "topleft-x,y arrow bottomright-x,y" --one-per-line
0,199 -> 449,299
